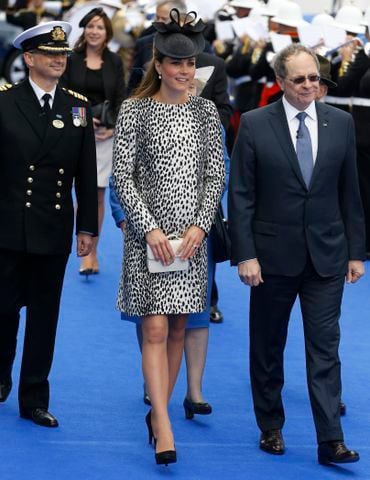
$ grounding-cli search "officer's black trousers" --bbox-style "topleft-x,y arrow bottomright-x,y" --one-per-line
0,249 -> 68,413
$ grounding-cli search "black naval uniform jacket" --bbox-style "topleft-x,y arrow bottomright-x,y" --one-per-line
0,79 -> 98,255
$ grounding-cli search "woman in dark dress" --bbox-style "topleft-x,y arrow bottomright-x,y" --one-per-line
62,7 -> 126,275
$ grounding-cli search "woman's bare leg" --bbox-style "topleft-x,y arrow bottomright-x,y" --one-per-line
142,314 -> 173,453
184,327 -> 209,402
167,314 -> 187,399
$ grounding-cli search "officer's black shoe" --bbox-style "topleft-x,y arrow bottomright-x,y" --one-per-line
340,401 -> 346,416
20,408 -> 59,427
259,429 -> 285,455
0,379 -> 12,402
318,441 -> 359,465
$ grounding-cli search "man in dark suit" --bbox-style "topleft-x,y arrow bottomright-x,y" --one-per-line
0,21 -> 98,427
228,44 -> 365,464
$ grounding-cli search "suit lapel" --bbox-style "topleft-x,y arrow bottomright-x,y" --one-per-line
268,99 -> 307,190
15,80 -> 45,141
33,86 -> 69,163
310,102 -> 330,187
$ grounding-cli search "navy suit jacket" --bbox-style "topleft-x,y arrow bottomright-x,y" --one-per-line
228,99 -> 366,277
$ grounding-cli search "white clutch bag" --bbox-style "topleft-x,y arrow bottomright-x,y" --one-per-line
146,237 -> 189,273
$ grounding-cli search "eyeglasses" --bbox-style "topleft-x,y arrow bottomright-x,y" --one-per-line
286,74 -> 321,85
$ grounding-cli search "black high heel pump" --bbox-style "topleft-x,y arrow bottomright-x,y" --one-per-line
145,410 -> 155,446
155,449 -> 177,466
145,411 -> 177,466
183,397 -> 212,420
79,268 -> 93,280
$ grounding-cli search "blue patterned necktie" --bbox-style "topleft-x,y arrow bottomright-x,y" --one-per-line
296,112 -> 313,188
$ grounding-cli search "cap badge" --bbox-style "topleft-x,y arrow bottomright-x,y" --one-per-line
51,26 -> 66,42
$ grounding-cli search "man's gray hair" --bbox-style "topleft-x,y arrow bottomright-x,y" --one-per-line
273,44 -> 320,79
156,0 -> 187,12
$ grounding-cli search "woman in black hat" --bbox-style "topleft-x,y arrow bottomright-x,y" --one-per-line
61,7 -> 126,277
112,9 -> 225,466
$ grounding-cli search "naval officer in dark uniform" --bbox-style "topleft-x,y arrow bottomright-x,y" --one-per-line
0,21 -> 98,427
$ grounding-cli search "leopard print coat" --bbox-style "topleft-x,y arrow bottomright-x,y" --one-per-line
112,95 -> 225,316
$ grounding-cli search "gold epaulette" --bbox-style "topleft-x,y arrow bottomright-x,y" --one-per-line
62,88 -> 88,103
0,83 -> 14,92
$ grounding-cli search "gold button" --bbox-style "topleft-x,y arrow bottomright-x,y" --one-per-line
29,165 -> 35,171
57,181 -> 63,186
26,190 -> 32,196
27,177 -> 33,183
55,204 -> 61,210
56,192 -> 61,198
25,202 -> 31,208
59,168 -> 64,175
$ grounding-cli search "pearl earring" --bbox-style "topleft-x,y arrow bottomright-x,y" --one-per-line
158,73 -> 162,80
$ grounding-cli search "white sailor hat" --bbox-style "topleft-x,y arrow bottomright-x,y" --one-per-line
271,1 -> 309,28
229,0 -> 261,9
13,21 -> 72,53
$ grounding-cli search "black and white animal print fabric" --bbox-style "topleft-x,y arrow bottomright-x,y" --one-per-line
112,95 -> 225,316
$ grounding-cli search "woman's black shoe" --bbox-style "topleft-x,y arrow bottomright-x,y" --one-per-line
183,397 -> 212,419
145,410 -> 155,446
210,305 -> 223,323
79,268 -> 93,279
155,449 -> 177,466
143,385 -> 151,406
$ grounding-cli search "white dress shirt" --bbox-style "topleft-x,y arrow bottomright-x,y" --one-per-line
282,95 -> 318,164
28,77 -> 56,109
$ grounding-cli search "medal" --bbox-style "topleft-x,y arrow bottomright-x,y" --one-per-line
79,107 -> 87,127
72,106 -> 86,127
52,119 -> 64,129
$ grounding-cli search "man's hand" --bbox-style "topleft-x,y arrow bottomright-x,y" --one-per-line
145,229 -> 175,265
77,233 -> 93,257
238,258 -> 263,287
346,260 -> 365,284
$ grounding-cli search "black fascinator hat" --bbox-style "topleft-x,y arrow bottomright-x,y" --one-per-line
153,9 -> 206,58
79,7 -> 107,28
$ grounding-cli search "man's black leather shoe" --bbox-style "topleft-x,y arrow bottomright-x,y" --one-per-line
260,429 -> 285,455
0,380 -> 12,402
20,408 -> 59,427
318,441 -> 359,465
340,401 -> 346,416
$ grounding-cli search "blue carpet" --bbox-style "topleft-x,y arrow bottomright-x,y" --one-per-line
0,203 -> 369,480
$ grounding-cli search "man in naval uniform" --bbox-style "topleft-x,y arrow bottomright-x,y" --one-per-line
0,21 -> 98,427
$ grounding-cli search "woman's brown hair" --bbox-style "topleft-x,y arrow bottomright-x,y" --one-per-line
132,49 -> 166,99
74,9 -> 114,53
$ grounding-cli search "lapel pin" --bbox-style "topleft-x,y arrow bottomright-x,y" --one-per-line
52,119 -> 64,129
323,122 -> 328,127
